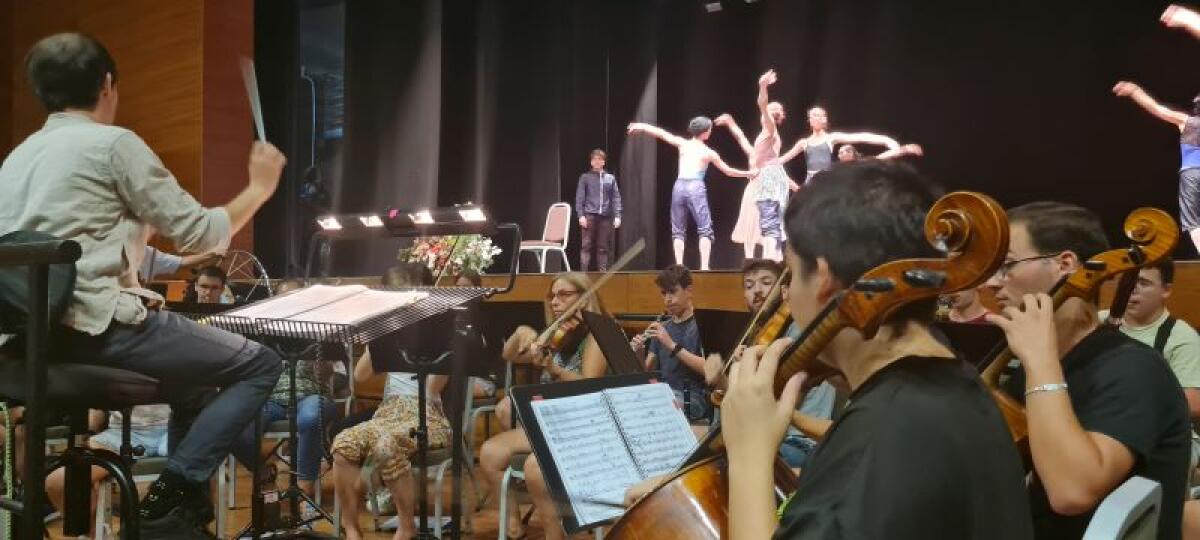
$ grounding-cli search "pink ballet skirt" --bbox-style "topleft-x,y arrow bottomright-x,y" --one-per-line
731,177 -> 763,246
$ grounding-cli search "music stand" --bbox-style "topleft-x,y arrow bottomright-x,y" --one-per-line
366,311 -> 492,539
580,311 -> 645,376
693,309 -> 752,360
935,322 -> 1004,371
508,373 -> 663,534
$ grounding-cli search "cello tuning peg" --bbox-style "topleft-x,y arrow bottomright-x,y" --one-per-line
903,269 -> 946,288
1083,260 -> 1107,271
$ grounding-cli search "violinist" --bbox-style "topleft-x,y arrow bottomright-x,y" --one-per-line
982,202 -> 1191,539
631,264 -> 712,422
722,161 -> 1033,539
478,272 -> 610,540
701,257 -> 837,468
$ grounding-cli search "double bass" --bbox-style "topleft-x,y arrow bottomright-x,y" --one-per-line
978,208 -> 1179,460
608,191 -> 1010,539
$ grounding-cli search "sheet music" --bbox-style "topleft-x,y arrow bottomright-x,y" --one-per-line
224,284 -> 367,320
281,289 -> 428,325
604,383 -> 698,478
531,393 -> 642,526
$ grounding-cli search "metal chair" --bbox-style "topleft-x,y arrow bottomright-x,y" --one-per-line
1082,476 -> 1162,540
518,203 -> 572,273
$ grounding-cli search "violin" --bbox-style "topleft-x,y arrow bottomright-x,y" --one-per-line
978,207 -> 1178,460
708,268 -> 793,403
608,191 -> 1010,540
530,238 -> 646,356
752,273 -> 793,348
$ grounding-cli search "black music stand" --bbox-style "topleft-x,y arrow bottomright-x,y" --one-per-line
508,373 -> 666,534
694,309 -> 752,360
935,322 -> 1005,371
367,311 -> 491,539
580,311 -> 646,376
207,223 -> 521,540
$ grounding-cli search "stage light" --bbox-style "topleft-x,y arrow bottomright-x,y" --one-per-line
703,1 -> 722,12
317,216 -> 342,230
458,207 -> 487,223
410,210 -> 435,225
358,215 -> 384,228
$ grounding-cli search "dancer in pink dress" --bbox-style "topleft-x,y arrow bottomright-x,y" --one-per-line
715,69 -> 799,261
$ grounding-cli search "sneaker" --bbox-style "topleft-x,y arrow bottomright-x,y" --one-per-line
140,506 -> 216,540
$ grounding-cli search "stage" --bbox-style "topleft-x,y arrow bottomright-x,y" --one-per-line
157,261 -> 1200,329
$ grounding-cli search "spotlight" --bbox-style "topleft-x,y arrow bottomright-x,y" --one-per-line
458,207 -> 487,223
703,1 -> 722,12
316,216 -> 342,230
358,215 -> 383,228
410,210 -> 435,225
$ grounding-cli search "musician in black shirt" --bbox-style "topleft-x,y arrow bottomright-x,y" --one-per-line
722,162 -> 1033,539
983,202 -> 1191,539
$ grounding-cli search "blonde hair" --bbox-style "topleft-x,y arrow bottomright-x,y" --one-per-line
544,272 -> 608,324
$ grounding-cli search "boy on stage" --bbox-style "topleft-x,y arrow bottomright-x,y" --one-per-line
575,149 -> 622,271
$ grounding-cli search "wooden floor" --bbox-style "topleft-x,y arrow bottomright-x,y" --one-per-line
47,464 -> 559,539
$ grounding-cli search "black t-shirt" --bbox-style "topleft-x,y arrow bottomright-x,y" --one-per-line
774,356 -> 1033,540
1025,327 -> 1191,540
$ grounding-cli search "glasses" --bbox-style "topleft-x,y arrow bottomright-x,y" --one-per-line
547,289 -> 581,302
994,252 -> 1062,279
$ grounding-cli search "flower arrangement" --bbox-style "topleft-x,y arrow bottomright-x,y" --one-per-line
397,234 -> 502,277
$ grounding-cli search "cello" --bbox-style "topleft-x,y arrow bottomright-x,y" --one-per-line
978,208 -> 1178,460
607,191 -> 1010,539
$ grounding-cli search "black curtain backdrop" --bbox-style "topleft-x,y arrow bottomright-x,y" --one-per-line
260,0 -> 1200,275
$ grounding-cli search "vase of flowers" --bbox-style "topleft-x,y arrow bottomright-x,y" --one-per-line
397,234 -> 502,277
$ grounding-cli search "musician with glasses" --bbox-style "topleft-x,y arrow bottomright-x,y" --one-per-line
478,272 -> 610,540
982,202 -> 1191,539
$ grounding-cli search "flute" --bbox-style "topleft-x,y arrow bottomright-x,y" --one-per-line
636,311 -> 670,344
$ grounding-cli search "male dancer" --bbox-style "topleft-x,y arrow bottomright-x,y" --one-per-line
0,33 -> 286,539
628,119 -> 755,270
716,69 -> 801,262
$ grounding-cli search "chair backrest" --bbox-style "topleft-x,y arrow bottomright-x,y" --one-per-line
542,203 -> 572,245
1082,476 -> 1162,540
0,231 -> 77,335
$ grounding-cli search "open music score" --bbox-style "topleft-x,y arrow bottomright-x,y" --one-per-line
529,383 -> 696,527
219,284 -> 429,336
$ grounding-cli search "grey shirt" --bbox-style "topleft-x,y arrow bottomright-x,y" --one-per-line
140,246 -> 182,281
0,113 -> 231,335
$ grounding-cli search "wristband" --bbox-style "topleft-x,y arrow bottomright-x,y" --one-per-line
1025,382 -> 1068,397
671,343 -> 684,357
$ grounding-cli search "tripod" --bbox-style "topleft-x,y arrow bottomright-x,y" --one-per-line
237,341 -> 337,540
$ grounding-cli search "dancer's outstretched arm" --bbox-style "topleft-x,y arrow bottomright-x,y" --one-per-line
777,137 -> 808,165
1114,81 -> 1188,129
757,69 -> 778,138
1164,4 -> 1200,40
875,143 -> 924,160
707,149 -> 756,178
830,131 -> 901,150
715,114 -> 755,157
627,122 -> 687,147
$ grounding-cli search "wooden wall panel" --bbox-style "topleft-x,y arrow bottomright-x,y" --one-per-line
202,0 -> 254,250
0,0 -> 12,156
